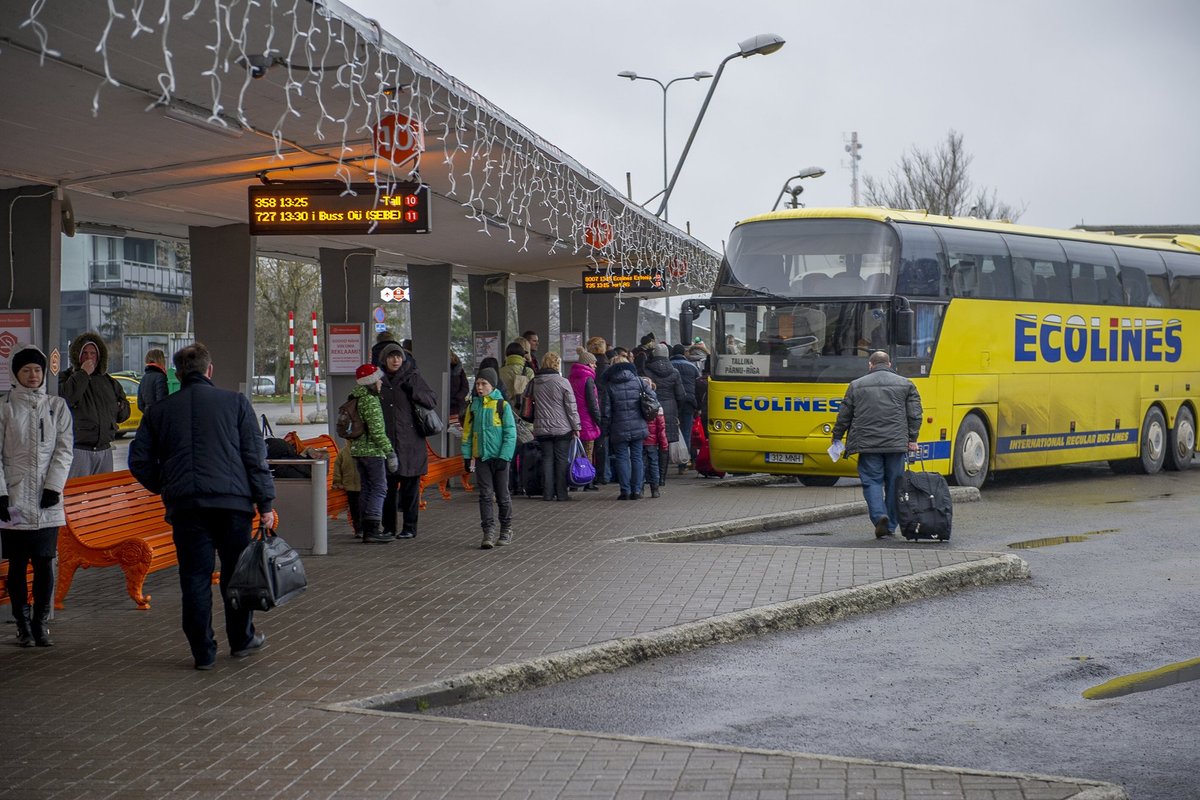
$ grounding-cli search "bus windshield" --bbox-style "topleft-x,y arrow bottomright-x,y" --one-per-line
713,300 -> 900,382
721,218 -> 899,297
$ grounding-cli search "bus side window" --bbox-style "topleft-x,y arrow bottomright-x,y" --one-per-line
1012,258 -> 1036,299
1116,246 -> 1169,308
1163,251 -> 1200,309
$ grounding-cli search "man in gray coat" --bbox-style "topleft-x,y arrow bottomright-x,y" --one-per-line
831,351 -> 922,538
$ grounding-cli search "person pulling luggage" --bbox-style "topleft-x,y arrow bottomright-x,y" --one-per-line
830,351 -> 922,538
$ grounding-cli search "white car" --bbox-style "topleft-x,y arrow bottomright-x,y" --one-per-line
251,376 -> 276,395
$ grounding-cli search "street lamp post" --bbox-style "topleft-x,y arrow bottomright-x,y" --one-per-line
617,69 -> 712,343
616,70 -> 712,223
771,166 -> 827,211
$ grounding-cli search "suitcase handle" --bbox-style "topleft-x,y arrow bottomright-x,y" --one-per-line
907,447 -> 927,471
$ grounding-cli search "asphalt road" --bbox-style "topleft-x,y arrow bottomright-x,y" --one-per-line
433,463 -> 1200,799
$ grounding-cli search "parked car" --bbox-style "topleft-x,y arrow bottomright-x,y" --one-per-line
114,376 -> 142,437
297,379 -> 325,399
252,375 -> 276,395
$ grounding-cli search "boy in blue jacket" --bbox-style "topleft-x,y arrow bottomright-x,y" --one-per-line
461,367 -> 516,549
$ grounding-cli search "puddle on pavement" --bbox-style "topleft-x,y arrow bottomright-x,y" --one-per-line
1008,529 -> 1116,550
1083,656 -> 1200,700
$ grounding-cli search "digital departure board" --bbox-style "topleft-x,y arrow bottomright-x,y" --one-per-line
581,268 -> 665,293
247,183 -> 431,235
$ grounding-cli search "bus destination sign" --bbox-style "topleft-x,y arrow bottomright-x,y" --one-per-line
248,183 -> 431,235
581,268 -> 665,293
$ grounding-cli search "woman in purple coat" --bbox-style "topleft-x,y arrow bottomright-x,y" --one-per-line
567,349 -> 601,492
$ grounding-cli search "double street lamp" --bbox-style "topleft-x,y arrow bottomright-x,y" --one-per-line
771,166 -> 827,211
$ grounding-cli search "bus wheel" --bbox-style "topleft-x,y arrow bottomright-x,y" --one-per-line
1165,406 -> 1195,472
798,475 -> 840,487
952,415 -> 990,488
1136,406 -> 1167,474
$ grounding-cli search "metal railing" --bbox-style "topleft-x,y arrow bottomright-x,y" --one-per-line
89,260 -> 191,296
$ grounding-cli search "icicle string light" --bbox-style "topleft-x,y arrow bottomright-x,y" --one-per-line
22,0 -> 719,288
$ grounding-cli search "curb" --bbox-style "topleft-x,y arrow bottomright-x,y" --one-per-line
615,485 -> 981,543
327,548 -> 1024,715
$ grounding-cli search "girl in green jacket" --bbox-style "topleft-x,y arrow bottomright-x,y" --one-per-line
461,367 -> 516,549
350,364 -> 398,543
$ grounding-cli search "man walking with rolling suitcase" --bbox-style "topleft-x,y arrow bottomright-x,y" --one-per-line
830,351 -> 922,538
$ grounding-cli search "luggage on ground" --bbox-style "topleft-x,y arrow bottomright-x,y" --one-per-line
517,441 -> 544,497
894,458 -> 953,541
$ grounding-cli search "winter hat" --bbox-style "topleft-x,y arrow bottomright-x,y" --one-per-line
639,332 -> 656,347
378,342 -> 405,361
671,343 -> 686,357
476,367 -> 499,389
10,345 -> 47,374
653,343 -> 670,359
355,363 -> 383,386
575,347 -> 596,366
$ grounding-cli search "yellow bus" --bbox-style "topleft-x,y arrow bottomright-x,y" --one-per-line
681,207 -> 1200,487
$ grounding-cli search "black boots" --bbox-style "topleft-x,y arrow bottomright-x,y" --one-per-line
361,519 -> 392,543
31,606 -> 53,647
13,606 -> 34,648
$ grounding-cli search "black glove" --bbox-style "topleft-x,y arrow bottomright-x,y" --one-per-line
463,458 -> 473,473
0,495 -> 8,522
40,489 -> 61,509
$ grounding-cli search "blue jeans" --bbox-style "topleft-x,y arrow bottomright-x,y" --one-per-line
611,438 -> 644,496
856,451 -> 906,531
642,445 -> 660,489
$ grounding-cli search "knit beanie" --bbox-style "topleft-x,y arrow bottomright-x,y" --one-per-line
653,343 -> 669,359
640,332 -> 656,347
575,347 -> 596,366
355,364 -> 383,385
10,345 -> 47,374
476,367 -> 499,389
671,343 -> 686,357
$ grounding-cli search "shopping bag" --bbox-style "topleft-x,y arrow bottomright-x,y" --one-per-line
567,436 -> 596,487
228,525 -> 307,611
668,430 -> 690,465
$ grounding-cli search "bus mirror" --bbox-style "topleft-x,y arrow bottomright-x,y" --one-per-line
894,305 -> 914,346
679,302 -> 695,345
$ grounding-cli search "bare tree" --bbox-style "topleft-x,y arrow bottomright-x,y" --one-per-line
863,130 -> 1024,221
255,257 -> 323,385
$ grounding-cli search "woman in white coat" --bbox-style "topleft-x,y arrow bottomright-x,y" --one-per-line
1,345 -> 73,647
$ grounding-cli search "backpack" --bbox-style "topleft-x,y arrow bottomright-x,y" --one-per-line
510,368 -> 532,398
336,395 -> 366,439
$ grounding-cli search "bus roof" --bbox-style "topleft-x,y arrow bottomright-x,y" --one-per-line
737,206 -> 1199,256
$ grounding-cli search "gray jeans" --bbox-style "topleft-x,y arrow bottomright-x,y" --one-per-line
68,447 -> 114,478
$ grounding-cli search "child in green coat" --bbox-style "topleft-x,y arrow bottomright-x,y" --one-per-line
350,364 -> 398,543
461,367 -> 516,549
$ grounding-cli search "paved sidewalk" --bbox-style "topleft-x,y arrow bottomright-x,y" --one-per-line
0,474 -> 1124,799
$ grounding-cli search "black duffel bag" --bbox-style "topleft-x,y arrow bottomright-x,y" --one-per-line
228,525 -> 307,611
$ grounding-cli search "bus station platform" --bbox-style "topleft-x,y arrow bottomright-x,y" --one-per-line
0,472 -> 1124,800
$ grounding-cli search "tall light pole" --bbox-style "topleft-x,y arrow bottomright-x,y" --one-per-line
616,70 -> 712,223
771,166 -> 827,211
618,69 -> 712,344
654,33 -> 785,219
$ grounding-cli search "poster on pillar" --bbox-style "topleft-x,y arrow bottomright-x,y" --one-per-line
327,323 -> 366,375
0,310 -> 43,392
561,332 -> 583,361
473,331 -> 499,370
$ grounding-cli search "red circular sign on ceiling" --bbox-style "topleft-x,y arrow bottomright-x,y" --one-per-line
667,258 -> 688,279
584,220 -> 612,249
373,113 -> 424,165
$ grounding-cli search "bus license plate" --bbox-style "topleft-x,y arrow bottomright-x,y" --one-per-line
765,452 -> 804,464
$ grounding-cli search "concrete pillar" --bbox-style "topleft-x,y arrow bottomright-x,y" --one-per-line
467,273 -> 509,354
571,290 -> 589,344
0,186 -> 62,391
515,279 -> 550,351
189,224 -> 255,395
587,295 -> 615,348
408,263 -> 453,456
615,296 -> 641,349
557,286 -> 576,332
318,247 -> 375,439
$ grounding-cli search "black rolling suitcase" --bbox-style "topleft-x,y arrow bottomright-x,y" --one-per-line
518,441 -> 544,497
894,457 -> 952,541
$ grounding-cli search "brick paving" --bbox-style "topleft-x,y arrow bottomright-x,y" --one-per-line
0,476 -> 1120,799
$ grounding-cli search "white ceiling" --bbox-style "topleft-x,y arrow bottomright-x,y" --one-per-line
0,0 -> 717,291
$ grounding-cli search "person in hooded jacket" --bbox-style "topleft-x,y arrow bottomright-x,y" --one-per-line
642,343 -> 686,487
349,363 -> 399,544
448,352 -> 470,420
528,352 -> 580,501
376,341 -> 438,539
601,359 -> 649,500
137,348 -> 169,414
60,331 -> 130,477
0,345 -> 73,647
461,367 -> 516,549
670,344 -> 701,471
567,348 -> 601,492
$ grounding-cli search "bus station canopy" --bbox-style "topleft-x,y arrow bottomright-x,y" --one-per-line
0,0 -> 718,291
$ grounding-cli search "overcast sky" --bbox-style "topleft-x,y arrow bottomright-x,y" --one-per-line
352,0 -> 1199,256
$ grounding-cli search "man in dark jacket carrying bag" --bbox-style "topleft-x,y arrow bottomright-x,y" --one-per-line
129,343 -> 276,670
830,351 -> 922,539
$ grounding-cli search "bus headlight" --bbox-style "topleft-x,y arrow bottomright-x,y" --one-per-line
734,421 -> 744,432
724,421 -> 733,431
822,423 -> 832,434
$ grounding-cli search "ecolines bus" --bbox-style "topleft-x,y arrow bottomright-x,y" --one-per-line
680,208 -> 1200,487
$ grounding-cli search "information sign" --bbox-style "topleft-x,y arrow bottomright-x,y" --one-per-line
248,183 -> 431,235
326,323 -> 365,375
581,269 -> 665,293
